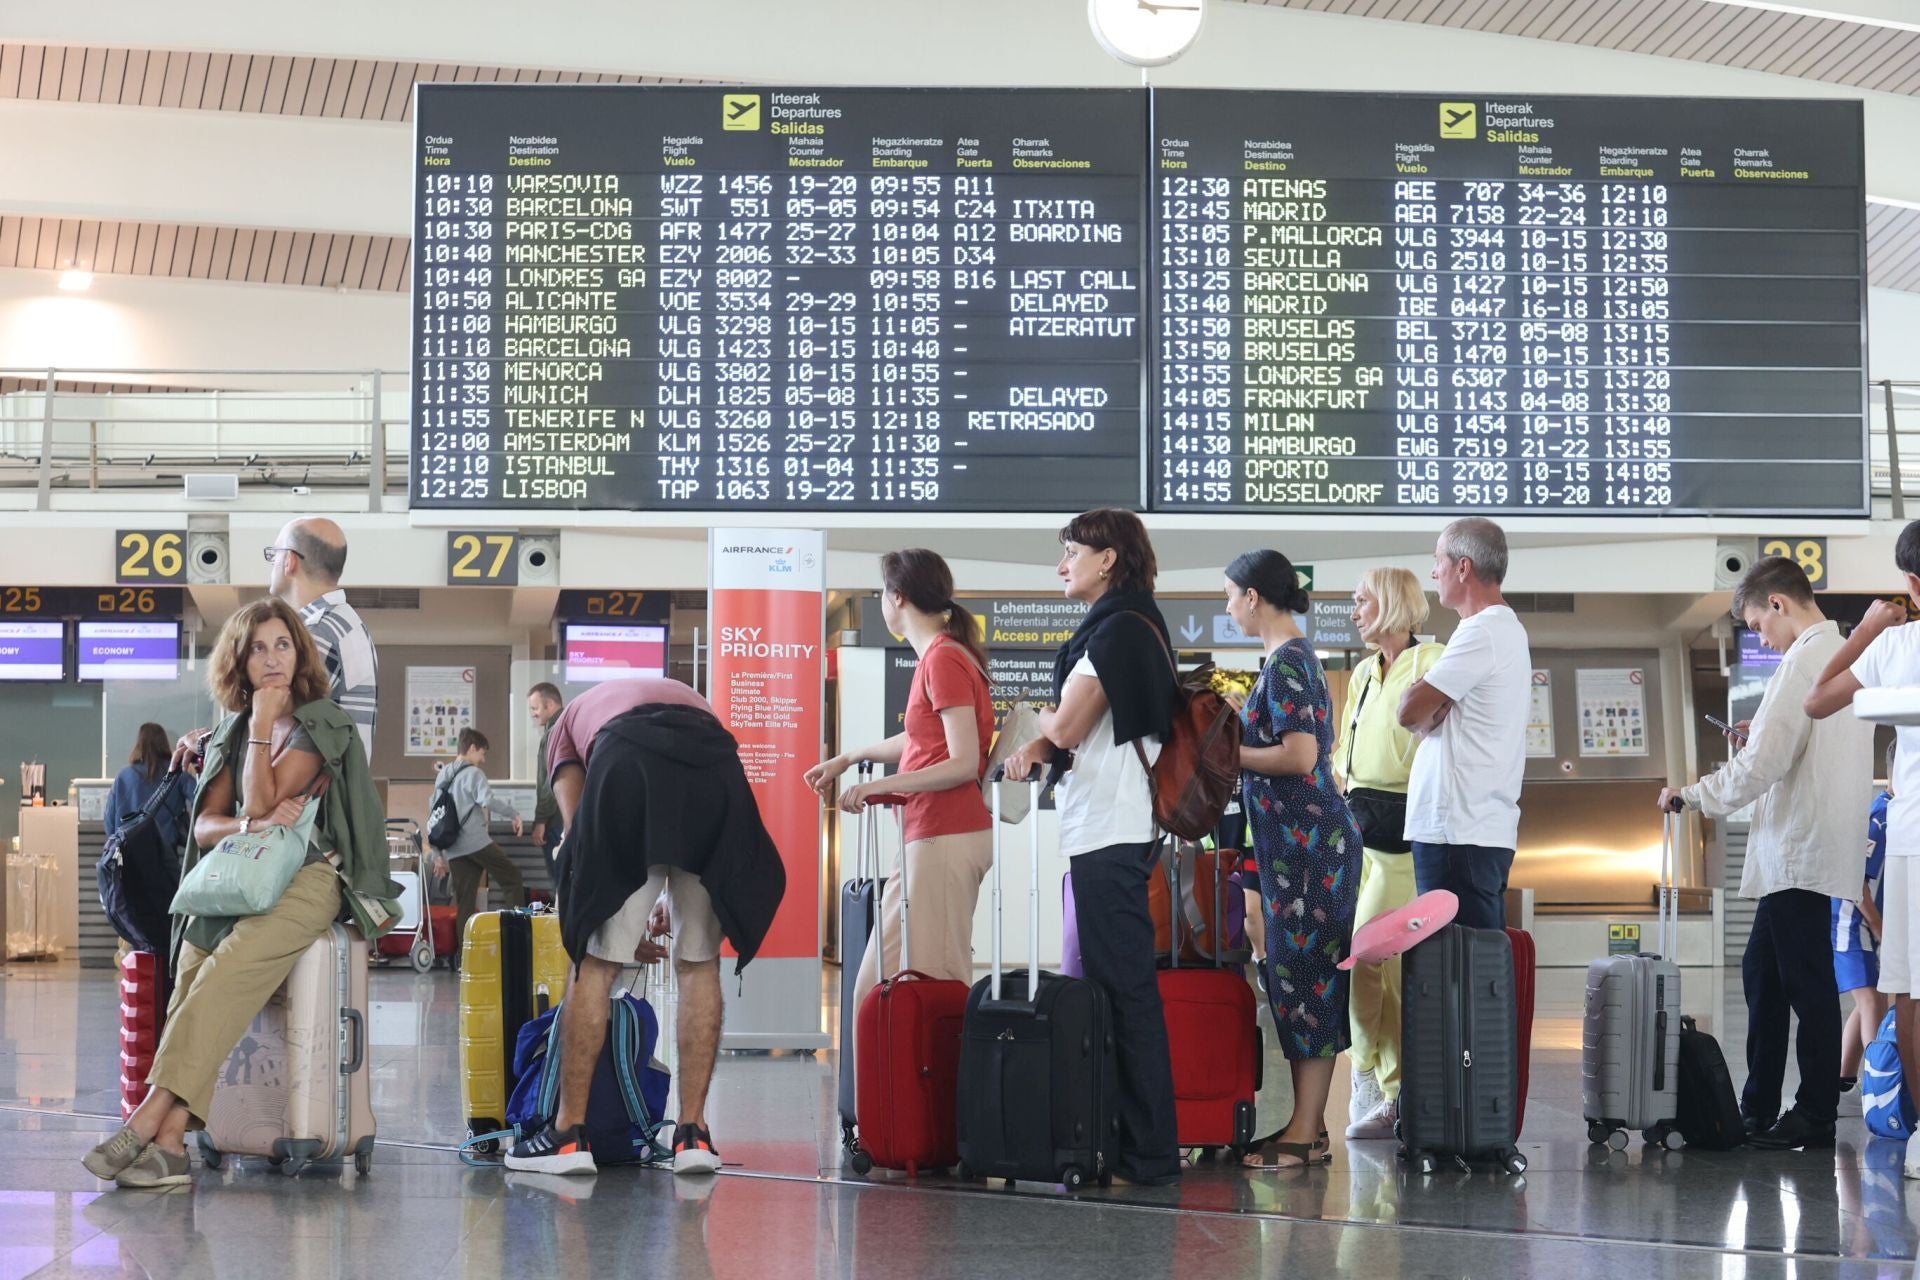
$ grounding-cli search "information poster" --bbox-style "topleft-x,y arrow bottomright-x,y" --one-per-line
1526,669 -> 1555,757
405,666 -> 476,757
1577,667 -> 1648,757
708,528 -> 827,1048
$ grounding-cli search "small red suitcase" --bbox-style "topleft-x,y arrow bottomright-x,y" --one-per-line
118,950 -> 167,1119
1506,926 -> 1536,1136
1159,845 -> 1261,1152
850,797 -> 969,1177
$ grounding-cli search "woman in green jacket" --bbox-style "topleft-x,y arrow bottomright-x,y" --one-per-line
84,597 -> 395,1188
1337,567 -> 1444,1142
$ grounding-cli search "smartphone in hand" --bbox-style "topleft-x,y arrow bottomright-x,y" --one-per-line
1704,713 -> 1747,744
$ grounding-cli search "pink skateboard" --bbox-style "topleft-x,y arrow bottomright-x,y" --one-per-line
1337,889 -> 1458,970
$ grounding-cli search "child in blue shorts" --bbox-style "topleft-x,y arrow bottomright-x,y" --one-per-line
1839,760 -> 1891,1094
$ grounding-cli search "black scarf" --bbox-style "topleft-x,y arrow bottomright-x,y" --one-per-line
1051,589 -> 1176,749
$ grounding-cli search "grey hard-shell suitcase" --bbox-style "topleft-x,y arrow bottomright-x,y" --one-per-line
1583,810 -> 1684,1150
198,923 -> 376,1176
837,762 -> 892,1155
1398,923 -> 1528,1176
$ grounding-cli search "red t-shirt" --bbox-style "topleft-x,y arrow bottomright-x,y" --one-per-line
897,636 -> 994,843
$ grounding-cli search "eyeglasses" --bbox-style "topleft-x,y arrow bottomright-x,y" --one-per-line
262,546 -> 304,564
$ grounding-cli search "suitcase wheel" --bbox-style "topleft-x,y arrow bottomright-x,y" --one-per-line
355,1150 -> 372,1175
1502,1151 -> 1528,1176
1061,1165 -> 1086,1190
196,1132 -> 223,1171
410,939 -> 434,973
1586,1122 -> 1611,1146
849,1147 -> 873,1176
465,1126 -> 500,1158
1413,1152 -> 1437,1177
955,1160 -> 973,1182
1645,1124 -> 1683,1152
1607,1129 -> 1630,1153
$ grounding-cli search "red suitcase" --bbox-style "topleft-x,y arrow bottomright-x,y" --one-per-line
1506,926 -> 1536,1135
850,797 -> 969,1177
1159,844 -> 1260,1153
119,950 -> 167,1119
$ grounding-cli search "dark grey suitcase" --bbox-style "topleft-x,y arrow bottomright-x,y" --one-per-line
954,777 -> 1118,1189
1399,923 -> 1528,1176
837,762 -> 892,1155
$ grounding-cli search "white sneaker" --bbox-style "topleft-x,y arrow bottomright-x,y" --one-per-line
1905,1132 -> 1920,1181
1346,1098 -> 1398,1141
1349,1069 -> 1382,1127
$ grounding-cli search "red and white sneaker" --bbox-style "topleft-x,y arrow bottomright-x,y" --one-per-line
505,1123 -> 595,1176
672,1122 -> 722,1175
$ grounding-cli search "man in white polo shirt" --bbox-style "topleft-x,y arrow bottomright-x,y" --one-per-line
1398,517 -> 1532,931
1807,519 -> 1920,1176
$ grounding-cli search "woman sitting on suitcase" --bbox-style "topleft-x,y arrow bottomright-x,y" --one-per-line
1003,508 -> 1183,1188
84,598 -> 392,1188
1225,549 -> 1364,1170
807,550 -> 997,1042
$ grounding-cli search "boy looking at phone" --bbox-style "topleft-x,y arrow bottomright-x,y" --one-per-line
1660,556 -> 1873,1151
1806,519 -> 1920,1178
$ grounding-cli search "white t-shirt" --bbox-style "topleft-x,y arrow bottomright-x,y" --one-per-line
1057,655 -> 1163,857
1852,623 -> 1920,858
1404,605 -> 1532,850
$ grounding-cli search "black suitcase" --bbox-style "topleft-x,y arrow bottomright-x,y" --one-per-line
955,777 -> 1118,1190
1399,923 -> 1528,1176
838,763 -> 888,1153
1674,1015 -> 1746,1150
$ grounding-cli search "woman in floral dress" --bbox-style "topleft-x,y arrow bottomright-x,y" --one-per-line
1226,549 -> 1363,1170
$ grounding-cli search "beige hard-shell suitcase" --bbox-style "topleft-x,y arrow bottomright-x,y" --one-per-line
198,923 -> 376,1175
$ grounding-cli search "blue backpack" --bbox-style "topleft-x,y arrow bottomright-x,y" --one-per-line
479,992 -> 672,1164
1863,1009 -> 1914,1140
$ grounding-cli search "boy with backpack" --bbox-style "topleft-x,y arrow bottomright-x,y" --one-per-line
429,728 -> 526,969
1806,518 -> 1920,1177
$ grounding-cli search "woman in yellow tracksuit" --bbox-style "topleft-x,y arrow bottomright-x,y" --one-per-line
1336,567 -> 1443,1141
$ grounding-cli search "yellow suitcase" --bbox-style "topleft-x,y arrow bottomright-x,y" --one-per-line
459,909 -> 570,1147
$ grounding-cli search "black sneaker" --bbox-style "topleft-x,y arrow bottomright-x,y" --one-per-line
1749,1110 -> 1836,1151
1840,1076 -> 1858,1095
672,1122 -> 722,1175
505,1123 -> 595,1175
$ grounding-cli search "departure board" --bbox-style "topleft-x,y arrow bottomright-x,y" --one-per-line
1151,92 -> 1867,516
411,85 -> 1146,511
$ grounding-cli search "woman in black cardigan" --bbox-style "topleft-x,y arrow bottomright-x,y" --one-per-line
1004,507 -> 1181,1186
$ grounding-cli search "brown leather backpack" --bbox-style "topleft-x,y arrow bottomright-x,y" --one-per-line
1126,615 -> 1244,841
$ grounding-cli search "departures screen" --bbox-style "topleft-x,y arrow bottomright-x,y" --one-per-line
411,85 -> 1867,516
1151,91 -> 1867,516
412,85 -> 1146,511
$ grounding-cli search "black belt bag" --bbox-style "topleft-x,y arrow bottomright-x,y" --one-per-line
1345,786 -> 1411,855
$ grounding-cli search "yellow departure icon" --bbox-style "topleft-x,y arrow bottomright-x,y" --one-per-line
1440,102 -> 1477,139
723,94 -> 761,130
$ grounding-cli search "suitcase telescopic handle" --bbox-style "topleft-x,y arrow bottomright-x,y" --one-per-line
985,764 -> 1042,1005
1659,807 -> 1682,960
867,795 -> 909,981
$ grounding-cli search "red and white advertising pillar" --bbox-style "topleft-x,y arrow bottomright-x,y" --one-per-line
707,529 -> 828,1049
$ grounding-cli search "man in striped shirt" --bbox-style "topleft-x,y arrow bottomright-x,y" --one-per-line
269,518 -> 380,761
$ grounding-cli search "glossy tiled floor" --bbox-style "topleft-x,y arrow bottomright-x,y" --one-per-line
0,960 -> 1915,1278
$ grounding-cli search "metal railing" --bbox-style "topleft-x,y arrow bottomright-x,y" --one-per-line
4,368 -> 1919,516
0,368 -> 405,511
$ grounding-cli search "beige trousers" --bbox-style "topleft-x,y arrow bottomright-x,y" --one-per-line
851,828 -> 994,1020
148,861 -> 343,1124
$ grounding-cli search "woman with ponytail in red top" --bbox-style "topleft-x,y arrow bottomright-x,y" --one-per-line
807,549 -> 996,1021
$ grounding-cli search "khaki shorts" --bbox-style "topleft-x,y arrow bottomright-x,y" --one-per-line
587,865 -> 723,965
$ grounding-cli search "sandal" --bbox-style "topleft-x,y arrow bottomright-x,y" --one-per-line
1245,1127 -> 1329,1155
1242,1139 -> 1330,1170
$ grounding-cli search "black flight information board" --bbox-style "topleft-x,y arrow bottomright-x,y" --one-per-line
412,85 -> 1146,511
1151,91 -> 1867,516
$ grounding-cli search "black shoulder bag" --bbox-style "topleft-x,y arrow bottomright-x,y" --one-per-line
1342,658 -> 1413,855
